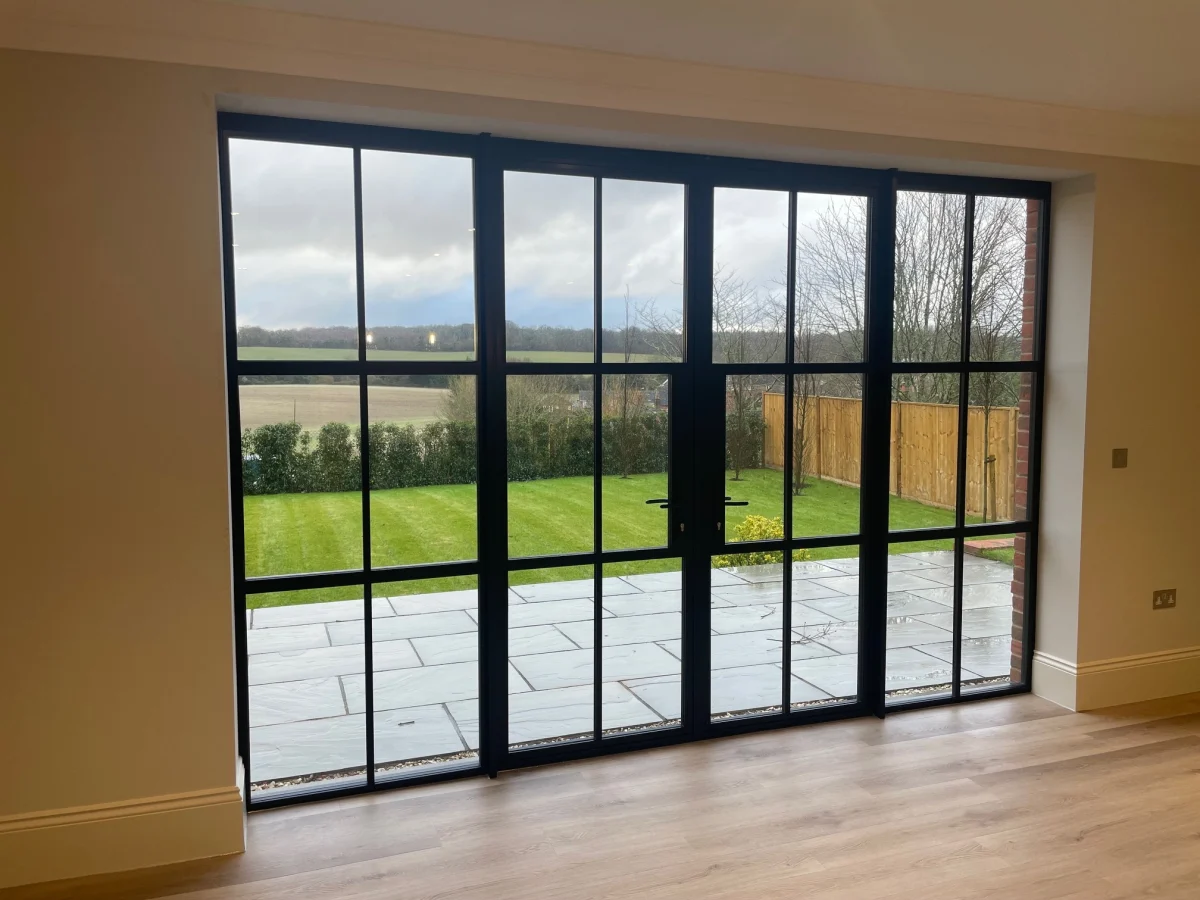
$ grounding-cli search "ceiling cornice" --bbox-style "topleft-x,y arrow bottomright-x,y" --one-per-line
4,0 -> 1200,167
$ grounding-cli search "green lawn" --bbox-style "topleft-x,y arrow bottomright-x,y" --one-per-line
245,469 -> 1007,608
237,346 -> 664,363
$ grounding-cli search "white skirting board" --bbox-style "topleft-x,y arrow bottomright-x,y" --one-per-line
1033,646 -> 1200,711
0,785 -> 245,889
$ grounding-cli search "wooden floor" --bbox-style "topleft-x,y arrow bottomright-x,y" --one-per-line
8,692 -> 1200,899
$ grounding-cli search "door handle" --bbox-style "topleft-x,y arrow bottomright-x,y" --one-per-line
645,498 -> 670,509
723,499 -> 749,507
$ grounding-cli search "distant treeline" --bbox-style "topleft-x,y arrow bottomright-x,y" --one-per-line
236,324 -> 671,356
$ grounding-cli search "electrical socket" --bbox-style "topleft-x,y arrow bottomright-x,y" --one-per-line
1153,589 -> 1177,610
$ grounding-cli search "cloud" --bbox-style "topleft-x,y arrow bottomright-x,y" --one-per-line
229,138 -> 862,331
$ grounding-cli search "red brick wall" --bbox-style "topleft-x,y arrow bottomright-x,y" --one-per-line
1010,199 -> 1038,681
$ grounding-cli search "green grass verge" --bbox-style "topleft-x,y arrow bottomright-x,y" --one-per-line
244,469 -> 1007,608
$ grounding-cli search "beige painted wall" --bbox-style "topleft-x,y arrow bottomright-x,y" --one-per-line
1,43 -> 1199,883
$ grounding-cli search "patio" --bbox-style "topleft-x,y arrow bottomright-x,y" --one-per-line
246,550 -> 1016,788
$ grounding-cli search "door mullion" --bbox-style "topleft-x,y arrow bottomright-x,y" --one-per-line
684,180 -> 714,737
475,139 -> 509,775
861,175 -> 897,717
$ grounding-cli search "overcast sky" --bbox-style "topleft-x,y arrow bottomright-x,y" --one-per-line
229,138 -> 857,331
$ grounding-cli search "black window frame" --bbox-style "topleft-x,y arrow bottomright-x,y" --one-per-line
219,112 -> 1049,810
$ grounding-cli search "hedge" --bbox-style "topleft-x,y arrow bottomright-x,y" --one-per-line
242,410 -> 692,495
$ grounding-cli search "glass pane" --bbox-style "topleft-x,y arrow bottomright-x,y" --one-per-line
884,539 -> 959,705
889,374 -> 960,531
240,375 -> 362,579
229,139 -> 358,361
966,372 -> 1030,524
725,373 -> 785,542
362,150 -> 475,361
712,187 -> 788,363
601,179 -> 685,362
507,374 -> 594,557
602,374 -> 670,551
971,196 -> 1038,362
368,375 -> 476,567
370,577 -> 480,780
789,375 -> 863,538
504,171 -> 594,361
788,545 -> 861,708
710,554 -> 825,724
959,535 -> 1023,694
794,193 -> 868,363
599,561 -> 683,735
247,586 -> 368,796
894,191 -> 966,363
507,567 -> 596,748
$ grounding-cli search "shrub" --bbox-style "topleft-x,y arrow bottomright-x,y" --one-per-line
244,407 -> 677,495
712,515 -> 813,568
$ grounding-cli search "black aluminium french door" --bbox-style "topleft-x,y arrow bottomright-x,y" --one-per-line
220,113 -> 1049,809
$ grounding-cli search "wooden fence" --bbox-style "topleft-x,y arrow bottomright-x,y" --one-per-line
762,392 -> 1018,520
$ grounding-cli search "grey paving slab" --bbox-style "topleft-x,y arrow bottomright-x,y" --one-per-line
920,561 -> 1014,587
374,704 -> 469,764
387,589 -> 478,615
327,610 -> 477,645
887,592 -> 953,618
915,606 -> 1014,639
917,636 -> 1013,678
816,554 -> 935,575
710,581 -> 785,607
599,576 -> 644,596
803,575 -> 861,596
510,580 -> 595,602
710,602 -> 837,635
342,660 -> 528,714
248,639 -> 420,686
504,597 -> 610,628
788,579 -> 855,604
250,714 -> 365,782
959,562 -> 1017,585
903,549 -> 997,568
727,564 -> 785,583
792,594 -> 860,622
601,589 -> 683,617
884,646 -> 964,692
909,582 -> 1014,610
884,571 -> 948,592
710,568 -> 751,587
246,610 -> 253,628
790,561 -> 848,578
896,550 -> 956,567
709,664 -> 832,714
885,616 -> 954,649
623,675 -> 684,719
251,597 -> 393,629
411,625 -> 574,665
617,571 -> 682,593
789,654 -> 860,699
817,556 -> 860,575
249,677 -> 346,727
511,642 -> 681,691
557,612 -> 681,649
801,622 -> 859,654
710,602 -> 782,634
247,623 -> 330,655
709,628 -> 839,670
448,682 -> 661,747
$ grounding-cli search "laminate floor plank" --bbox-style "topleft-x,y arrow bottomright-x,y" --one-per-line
5,692 -> 1200,899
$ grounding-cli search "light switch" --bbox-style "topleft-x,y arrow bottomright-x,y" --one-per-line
1112,448 -> 1128,469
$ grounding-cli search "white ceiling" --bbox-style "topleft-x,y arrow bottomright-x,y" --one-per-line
212,0 -> 1200,118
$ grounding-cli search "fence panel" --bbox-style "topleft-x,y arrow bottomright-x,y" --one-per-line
761,392 -> 1017,520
